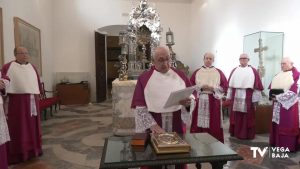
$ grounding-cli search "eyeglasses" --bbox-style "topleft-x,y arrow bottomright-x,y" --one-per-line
156,58 -> 171,65
16,52 -> 29,55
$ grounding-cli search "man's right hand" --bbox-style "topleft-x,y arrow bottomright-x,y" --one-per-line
150,124 -> 165,134
179,98 -> 192,107
271,94 -> 277,101
0,80 -> 5,90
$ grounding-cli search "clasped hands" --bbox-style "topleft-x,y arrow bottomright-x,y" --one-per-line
201,84 -> 214,92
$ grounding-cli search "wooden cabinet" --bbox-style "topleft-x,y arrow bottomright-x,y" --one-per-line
255,105 -> 273,134
56,83 -> 90,105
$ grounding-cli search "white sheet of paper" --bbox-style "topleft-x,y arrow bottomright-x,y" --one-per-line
163,85 -> 197,108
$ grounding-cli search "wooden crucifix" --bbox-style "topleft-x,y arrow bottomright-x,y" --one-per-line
254,38 -> 268,78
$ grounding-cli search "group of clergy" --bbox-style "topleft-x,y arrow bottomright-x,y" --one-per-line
0,46 -> 42,169
0,45 -> 299,169
131,46 -> 299,169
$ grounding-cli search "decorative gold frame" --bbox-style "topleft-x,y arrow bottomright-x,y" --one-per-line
0,8 -> 4,67
14,17 -> 42,75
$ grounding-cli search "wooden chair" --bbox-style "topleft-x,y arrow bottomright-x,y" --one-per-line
39,82 -> 59,120
222,98 -> 231,120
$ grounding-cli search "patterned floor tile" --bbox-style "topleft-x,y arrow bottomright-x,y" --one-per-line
9,101 -> 300,169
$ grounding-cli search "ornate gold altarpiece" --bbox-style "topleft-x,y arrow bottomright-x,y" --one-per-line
117,0 -> 189,81
112,0 -> 189,136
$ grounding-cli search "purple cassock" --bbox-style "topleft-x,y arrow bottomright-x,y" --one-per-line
0,74 -> 10,169
189,66 -> 228,143
269,67 -> 300,152
131,66 -> 191,169
1,61 -> 43,164
0,144 -> 8,169
228,66 -> 263,139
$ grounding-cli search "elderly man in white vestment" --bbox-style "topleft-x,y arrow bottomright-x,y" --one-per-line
1,46 -> 42,164
269,57 -> 300,152
131,46 -> 193,169
190,52 -> 228,143
227,53 -> 263,140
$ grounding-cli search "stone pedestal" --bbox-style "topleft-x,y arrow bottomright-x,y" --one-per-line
112,79 -> 137,136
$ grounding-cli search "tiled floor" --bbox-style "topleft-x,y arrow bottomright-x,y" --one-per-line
9,101 -> 300,169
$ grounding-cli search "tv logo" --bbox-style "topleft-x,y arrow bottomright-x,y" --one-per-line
250,147 -> 290,159
250,147 -> 268,158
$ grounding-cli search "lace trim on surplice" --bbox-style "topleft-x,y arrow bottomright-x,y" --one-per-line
197,93 -> 210,128
0,106 -> 10,144
252,89 -> 262,103
134,106 -> 157,133
233,89 -> 247,113
276,91 -> 298,110
272,91 -> 298,124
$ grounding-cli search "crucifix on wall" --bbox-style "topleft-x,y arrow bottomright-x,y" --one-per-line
254,38 -> 268,78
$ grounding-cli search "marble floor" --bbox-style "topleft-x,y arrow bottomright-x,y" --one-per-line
9,101 -> 300,169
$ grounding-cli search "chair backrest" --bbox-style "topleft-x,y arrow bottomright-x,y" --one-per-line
40,82 -> 47,99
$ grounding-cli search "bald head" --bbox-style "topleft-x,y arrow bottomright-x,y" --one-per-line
153,46 -> 170,59
203,52 -> 214,67
14,46 -> 27,56
281,57 -> 293,72
239,53 -> 249,59
239,53 -> 249,67
153,46 -> 171,73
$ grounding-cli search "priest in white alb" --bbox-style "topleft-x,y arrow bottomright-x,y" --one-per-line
269,57 -> 300,152
227,53 -> 263,140
1,46 -> 42,164
190,52 -> 228,143
131,46 -> 193,169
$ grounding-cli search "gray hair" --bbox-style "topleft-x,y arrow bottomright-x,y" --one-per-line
153,46 -> 170,60
203,52 -> 215,59
282,57 -> 293,64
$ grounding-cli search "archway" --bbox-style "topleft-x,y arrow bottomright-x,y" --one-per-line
94,25 -> 127,102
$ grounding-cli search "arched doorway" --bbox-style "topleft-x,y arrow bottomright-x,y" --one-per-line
94,25 -> 127,102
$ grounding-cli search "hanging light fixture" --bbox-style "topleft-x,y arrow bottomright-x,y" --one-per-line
166,28 -> 175,46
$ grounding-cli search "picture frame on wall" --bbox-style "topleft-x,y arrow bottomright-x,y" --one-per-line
0,8 -> 4,67
13,17 -> 42,75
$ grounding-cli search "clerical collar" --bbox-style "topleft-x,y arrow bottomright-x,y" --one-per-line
15,60 -> 29,65
239,65 -> 250,68
153,66 -> 171,74
202,65 -> 214,68
283,68 -> 293,72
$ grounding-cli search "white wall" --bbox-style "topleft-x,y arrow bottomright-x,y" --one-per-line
52,0 -> 191,102
189,0 -> 300,77
6,0 -> 299,101
0,0 -> 54,88
2,0 -> 300,100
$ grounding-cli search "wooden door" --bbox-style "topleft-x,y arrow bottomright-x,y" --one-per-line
95,31 -> 107,102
